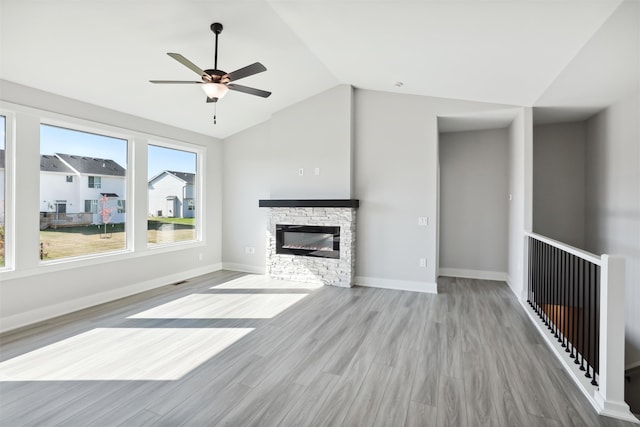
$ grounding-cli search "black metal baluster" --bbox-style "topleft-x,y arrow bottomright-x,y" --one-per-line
560,251 -> 567,348
547,243 -> 552,328
553,248 -> 560,338
593,265 -> 599,386
566,251 -> 572,353
539,240 -> 544,319
579,258 -> 586,371
528,237 -> 533,307
565,255 -> 575,357
585,261 -> 592,378
573,256 -> 580,363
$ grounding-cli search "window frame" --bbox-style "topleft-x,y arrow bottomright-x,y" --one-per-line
0,102 -> 208,280
88,176 -> 102,189
0,111 -> 15,271
39,119 -> 133,264
147,140 -> 204,248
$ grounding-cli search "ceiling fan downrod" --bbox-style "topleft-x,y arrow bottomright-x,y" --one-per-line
211,22 -> 223,71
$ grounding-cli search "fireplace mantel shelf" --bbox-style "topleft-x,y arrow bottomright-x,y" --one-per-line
259,199 -> 359,208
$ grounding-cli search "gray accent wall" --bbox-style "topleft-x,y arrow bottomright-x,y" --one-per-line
269,85 -> 353,199
585,93 -> 640,368
221,86 -> 526,293
533,122 -> 586,248
439,129 -> 509,274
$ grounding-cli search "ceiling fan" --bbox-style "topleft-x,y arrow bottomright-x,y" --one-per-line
150,22 -> 271,123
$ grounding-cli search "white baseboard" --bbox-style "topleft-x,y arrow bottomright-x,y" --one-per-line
222,262 -> 266,275
355,276 -> 438,294
0,263 -> 222,333
438,268 -> 507,282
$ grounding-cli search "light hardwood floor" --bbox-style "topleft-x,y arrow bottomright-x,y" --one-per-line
0,271 -> 637,426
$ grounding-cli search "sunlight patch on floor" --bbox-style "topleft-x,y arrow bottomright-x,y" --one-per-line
0,327 -> 252,381
128,293 -> 308,319
213,275 -> 323,290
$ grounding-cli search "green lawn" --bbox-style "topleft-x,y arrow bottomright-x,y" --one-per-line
39,218 -> 196,260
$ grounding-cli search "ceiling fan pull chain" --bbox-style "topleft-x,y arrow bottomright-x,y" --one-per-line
214,102 -> 217,124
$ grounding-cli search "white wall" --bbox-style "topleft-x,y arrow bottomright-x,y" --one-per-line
533,122 -> 586,248
0,80 -> 223,332
585,93 -> 640,370
222,121 -> 271,273
507,108 -> 533,299
439,128 -> 509,278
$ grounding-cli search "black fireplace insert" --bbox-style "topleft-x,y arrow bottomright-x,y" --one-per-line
276,224 -> 340,259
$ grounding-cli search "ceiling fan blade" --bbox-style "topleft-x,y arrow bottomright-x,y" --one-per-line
149,80 -> 202,84
228,84 -> 271,98
224,62 -> 267,82
167,52 -> 206,76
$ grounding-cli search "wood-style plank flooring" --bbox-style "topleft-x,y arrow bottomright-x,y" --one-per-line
0,271 -> 637,426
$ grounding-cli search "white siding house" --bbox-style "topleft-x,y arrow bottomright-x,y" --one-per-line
40,153 -> 126,226
148,171 -> 195,218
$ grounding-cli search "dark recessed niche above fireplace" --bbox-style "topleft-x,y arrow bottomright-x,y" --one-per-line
276,224 -> 340,259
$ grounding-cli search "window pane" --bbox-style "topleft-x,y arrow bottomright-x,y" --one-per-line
147,145 -> 197,245
0,116 -> 5,267
40,124 -> 127,261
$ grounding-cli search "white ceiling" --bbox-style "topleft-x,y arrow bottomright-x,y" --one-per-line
0,0 -> 626,139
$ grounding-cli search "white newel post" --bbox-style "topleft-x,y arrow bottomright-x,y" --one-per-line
595,254 -> 638,423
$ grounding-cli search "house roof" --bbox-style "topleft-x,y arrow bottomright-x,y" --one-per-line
148,170 -> 195,185
166,171 -> 195,185
55,153 -> 125,177
40,154 -> 75,174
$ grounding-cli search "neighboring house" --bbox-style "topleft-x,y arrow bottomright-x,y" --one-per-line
40,153 -> 126,226
148,170 -> 195,218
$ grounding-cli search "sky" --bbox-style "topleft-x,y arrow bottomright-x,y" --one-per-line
39,124 -> 197,178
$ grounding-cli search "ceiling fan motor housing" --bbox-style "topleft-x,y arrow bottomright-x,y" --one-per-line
203,69 -> 229,83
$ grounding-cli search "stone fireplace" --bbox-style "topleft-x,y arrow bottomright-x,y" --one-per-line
259,199 -> 359,288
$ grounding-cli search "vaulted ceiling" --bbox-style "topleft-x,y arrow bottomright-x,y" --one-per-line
0,0 -> 627,138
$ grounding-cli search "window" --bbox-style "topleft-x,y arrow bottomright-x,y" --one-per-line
40,124 -> 127,261
88,176 -> 101,188
147,144 -> 198,245
0,116 -> 6,267
117,200 -> 125,213
84,199 -> 98,214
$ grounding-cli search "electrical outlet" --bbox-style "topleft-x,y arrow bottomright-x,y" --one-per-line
298,168 -> 304,176
245,247 -> 255,255
198,253 -> 203,261
314,167 -> 320,175
419,258 -> 427,268
418,217 -> 429,226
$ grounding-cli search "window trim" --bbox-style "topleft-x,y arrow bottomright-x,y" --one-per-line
147,140 -> 204,248
39,119 -> 131,262
0,102 -> 208,279
0,111 -> 15,271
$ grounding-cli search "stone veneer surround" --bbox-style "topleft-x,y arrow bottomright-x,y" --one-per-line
266,207 -> 356,287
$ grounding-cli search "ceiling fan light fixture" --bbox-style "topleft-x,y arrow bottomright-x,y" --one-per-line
201,83 -> 229,99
